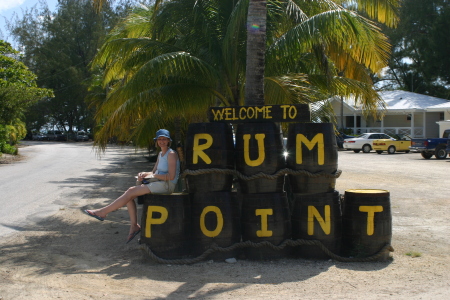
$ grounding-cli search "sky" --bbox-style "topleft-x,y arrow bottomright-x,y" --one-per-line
0,0 -> 58,45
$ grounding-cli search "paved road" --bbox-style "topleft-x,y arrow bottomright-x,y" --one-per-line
0,141 -> 141,238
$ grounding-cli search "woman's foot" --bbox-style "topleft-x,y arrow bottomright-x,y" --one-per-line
83,209 -> 105,221
126,225 -> 141,244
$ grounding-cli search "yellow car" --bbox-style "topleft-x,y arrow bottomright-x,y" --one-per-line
372,134 -> 412,154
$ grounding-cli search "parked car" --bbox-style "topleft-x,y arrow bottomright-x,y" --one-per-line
336,132 -> 354,149
76,131 -> 89,142
372,134 -> 412,154
409,129 -> 450,159
445,136 -> 450,156
32,132 -> 48,141
67,131 -> 90,141
447,138 -> 450,156
343,132 -> 394,153
46,130 -> 57,140
46,130 -> 67,141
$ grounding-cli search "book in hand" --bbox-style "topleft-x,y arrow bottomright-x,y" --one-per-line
135,173 -> 159,183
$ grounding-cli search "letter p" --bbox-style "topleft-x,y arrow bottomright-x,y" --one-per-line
145,206 -> 168,238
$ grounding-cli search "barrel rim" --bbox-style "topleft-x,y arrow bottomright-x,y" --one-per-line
345,189 -> 389,195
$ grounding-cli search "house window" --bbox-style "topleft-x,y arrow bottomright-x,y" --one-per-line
346,116 -> 361,127
407,114 -> 412,121
440,112 -> 444,120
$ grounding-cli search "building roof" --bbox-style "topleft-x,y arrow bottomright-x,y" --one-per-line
426,101 -> 450,111
379,91 -> 449,111
332,90 -> 449,112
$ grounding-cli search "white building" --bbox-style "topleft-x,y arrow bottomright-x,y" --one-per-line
330,90 -> 450,138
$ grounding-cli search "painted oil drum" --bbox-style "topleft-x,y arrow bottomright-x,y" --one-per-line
291,190 -> 342,259
190,191 -> 241,260
140,193 -> 191,259
286,123 -> 338,194
235,122 -> 285,194
185,122 -> 235,193
342,189 -> 392,261
241,192 -> 292,260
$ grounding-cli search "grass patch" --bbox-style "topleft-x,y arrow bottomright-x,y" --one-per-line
405,251 -> 422,258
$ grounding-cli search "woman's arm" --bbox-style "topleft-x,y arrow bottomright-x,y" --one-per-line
152,155 -> 159,173
137,155 -> 159,181
165,151 -> 178,181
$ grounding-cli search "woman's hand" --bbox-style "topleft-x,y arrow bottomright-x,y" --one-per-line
137,172 -> 152,180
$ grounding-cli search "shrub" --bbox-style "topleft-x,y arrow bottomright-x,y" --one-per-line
0,123 -> 22,155
0,142 -> 18,155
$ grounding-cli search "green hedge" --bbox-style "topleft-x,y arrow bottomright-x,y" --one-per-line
0,124 -> 19,155
0,142 -> 18,155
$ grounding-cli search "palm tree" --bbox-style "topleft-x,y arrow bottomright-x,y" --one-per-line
245,0 -> 266,106
245,0 -> 401,107
89,0 -> 400,149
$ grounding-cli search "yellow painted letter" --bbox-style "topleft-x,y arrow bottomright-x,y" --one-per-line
359,206 -> 384,236
193,133 -> 213,164
307,205 -> 331,235
256,209 -> 273,237
243,133 -> 265,166
200,206 -> 223,237
145,206 -> 168,238
211,109 -> 224,121
296,133 -> 324,165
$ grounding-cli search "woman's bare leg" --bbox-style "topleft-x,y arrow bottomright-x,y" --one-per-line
87,185 -> 150,222
126,199 -> 141,235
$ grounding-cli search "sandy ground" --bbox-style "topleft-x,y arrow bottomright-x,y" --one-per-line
0,148 -> 449,299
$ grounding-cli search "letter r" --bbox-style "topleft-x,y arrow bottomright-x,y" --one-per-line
193,133 -> 213,164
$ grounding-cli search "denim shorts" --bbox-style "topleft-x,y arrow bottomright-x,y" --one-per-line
145,181 -> 175,194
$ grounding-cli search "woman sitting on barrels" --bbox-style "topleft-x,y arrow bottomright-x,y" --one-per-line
84,129 -> 180,243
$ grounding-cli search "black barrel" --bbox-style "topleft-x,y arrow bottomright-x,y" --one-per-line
286,123 -> 338,194
241,192 -> 291,260
291,190 -> 342,259
140,193 -> 191,259
342,189 -> 392,261
235,123 -> 285,194
185,123 -> 235,193
191,191 -> 241,260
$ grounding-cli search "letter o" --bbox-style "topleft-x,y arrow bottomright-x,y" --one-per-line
288,106 -> 297,119
247,107 -> 255,119
200,206 -> 224,237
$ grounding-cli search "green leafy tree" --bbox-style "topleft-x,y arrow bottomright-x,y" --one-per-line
0,40 -> 52,152
90,0 -> 400,149
9,0 -> 136,135
378,0 -> 450,98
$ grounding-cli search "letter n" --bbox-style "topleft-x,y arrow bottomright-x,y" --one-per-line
307,205 -> 331,235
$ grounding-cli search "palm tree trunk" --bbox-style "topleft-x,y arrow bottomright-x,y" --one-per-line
244,0 -> 266,106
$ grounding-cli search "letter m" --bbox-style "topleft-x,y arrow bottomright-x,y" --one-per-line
296,133 -> 324,165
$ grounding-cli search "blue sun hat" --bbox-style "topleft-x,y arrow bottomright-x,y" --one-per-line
154,129 -> 172,141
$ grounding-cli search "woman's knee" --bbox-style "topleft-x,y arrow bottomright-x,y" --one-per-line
127,185 -> 149,197
124,186 -> 138,197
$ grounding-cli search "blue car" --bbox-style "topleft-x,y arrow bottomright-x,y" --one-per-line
446,137 -> 450,155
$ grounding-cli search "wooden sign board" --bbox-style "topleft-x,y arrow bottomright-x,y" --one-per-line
208,104 -> 310,123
